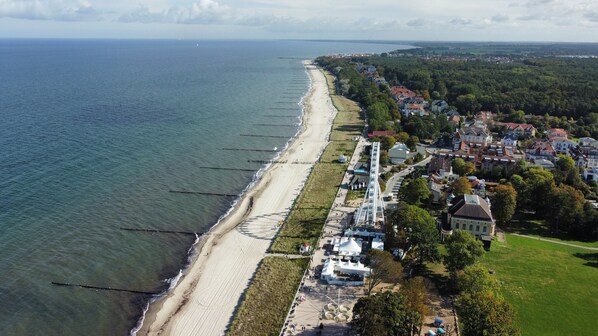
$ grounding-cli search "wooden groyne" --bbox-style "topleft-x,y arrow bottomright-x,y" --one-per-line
222,148 -> 278,153
248,159 -> 314,165
51,282 -> 161,295
169,190 -> 238,196
196,166 -> 257,172
120,227 -> 200,236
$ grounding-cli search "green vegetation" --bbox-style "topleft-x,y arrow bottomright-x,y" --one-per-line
365,249 -> 403,295
506,214 -> 598,248
367,54 -> 598,120
479,234 -> 598,336
352,285 -> 426,336
444,230 -> 484,274
228,257 -> 308,336
271,70 -> 363,254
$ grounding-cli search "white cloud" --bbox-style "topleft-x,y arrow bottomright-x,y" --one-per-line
1,0 -> 598,41
0,0 -> 104,21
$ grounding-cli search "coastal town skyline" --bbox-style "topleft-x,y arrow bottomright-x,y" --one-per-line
2,0 -> 598,42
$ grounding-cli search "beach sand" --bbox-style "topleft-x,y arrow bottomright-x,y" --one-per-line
139,61 -> 338,336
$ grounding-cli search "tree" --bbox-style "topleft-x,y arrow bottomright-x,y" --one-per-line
451,177 -> 472,197
522,168 -> 555,214
451,158 -> 475,176
402,177 -> 431,206
545,184 -> 585,234
491,184 -> 517,226
395,131 -> 409,143
352,291 -> 415,336
406,135 -> 419,151
390,204 -> 440,266
554,154 -> 583,189
455,263 -> 498,293
400,277 -> 429,336
456,290 -> 521,336
380,136 -> 396,151
444,230 -> 484,273
365,249 -> 403,295
509,174 -> 526,207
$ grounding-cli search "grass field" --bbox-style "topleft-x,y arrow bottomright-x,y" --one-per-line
479,234 -> 598,336
227,257 -> 309,336
506,212 -> 598,248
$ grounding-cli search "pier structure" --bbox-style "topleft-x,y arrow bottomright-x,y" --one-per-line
354,142 -> 385,227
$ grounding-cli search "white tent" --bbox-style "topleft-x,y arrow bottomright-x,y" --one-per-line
338,238 -> 362,257
371,237 -> 384,250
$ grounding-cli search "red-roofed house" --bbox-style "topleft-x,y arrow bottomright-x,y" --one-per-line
402,104 -> 426,117
500,122 -> 536,138
368,130 -> 396,138
547,128 -> 568,139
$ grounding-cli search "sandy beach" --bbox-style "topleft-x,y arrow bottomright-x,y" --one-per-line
139,61 -> 338,336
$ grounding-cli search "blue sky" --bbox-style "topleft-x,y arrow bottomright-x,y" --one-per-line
1,0 -> 598,41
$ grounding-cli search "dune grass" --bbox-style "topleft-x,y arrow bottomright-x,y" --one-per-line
227,257 -> 309,336
479,234 -> 598,336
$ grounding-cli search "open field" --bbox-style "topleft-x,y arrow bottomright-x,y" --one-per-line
505,212 -> 598,248
479,234 -> 598,336
228,257 -> 309,336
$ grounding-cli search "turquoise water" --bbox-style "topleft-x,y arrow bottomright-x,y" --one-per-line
0,39 -> 407,335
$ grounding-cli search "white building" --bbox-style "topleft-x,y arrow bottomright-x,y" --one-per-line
448,194 -> 495,238
389,142 -> 411,164
551,137 -> 577,155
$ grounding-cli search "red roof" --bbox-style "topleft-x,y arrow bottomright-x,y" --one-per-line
501,122 -> 535,130
549,128 -> 567,135
390,86 -> 416,98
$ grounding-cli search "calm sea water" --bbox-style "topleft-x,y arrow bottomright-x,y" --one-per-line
0,39 -> 408,335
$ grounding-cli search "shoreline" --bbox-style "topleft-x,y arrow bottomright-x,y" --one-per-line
137,60 -> 338,335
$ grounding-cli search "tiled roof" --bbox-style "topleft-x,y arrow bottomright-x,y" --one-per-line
449,194 -> 493,221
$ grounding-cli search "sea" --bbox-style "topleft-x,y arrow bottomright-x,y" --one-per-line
0,39 -> 410,335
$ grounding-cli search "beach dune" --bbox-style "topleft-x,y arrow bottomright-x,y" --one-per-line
139,61 -> 337,335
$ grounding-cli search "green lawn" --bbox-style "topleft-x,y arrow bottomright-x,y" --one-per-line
479,234 -> 598,336
506,213 -> 598,248
228,257 -> 309,336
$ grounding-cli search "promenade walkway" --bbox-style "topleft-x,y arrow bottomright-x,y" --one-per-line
280,137 -> 368,336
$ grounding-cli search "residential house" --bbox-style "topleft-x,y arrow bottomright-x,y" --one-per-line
448,194 -> 495,238
428,180 -> 444,203
402,103 -> 426,117
547,128 -> 568,139
431,100 -> 449,113
525,140 -> 556,163
455,121 -> 493,147
579,137 -> 598,148
390,86 -> 416,102
583,167 -> 598,182
475,111 -> 496,123
573,138 -> 598,168
388,142 -> 411,164
551,137 -> 577,155
499,122 -> 537,138
501,133 -> 518,148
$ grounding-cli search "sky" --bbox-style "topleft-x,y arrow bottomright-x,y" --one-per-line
1,0 -> 598,42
